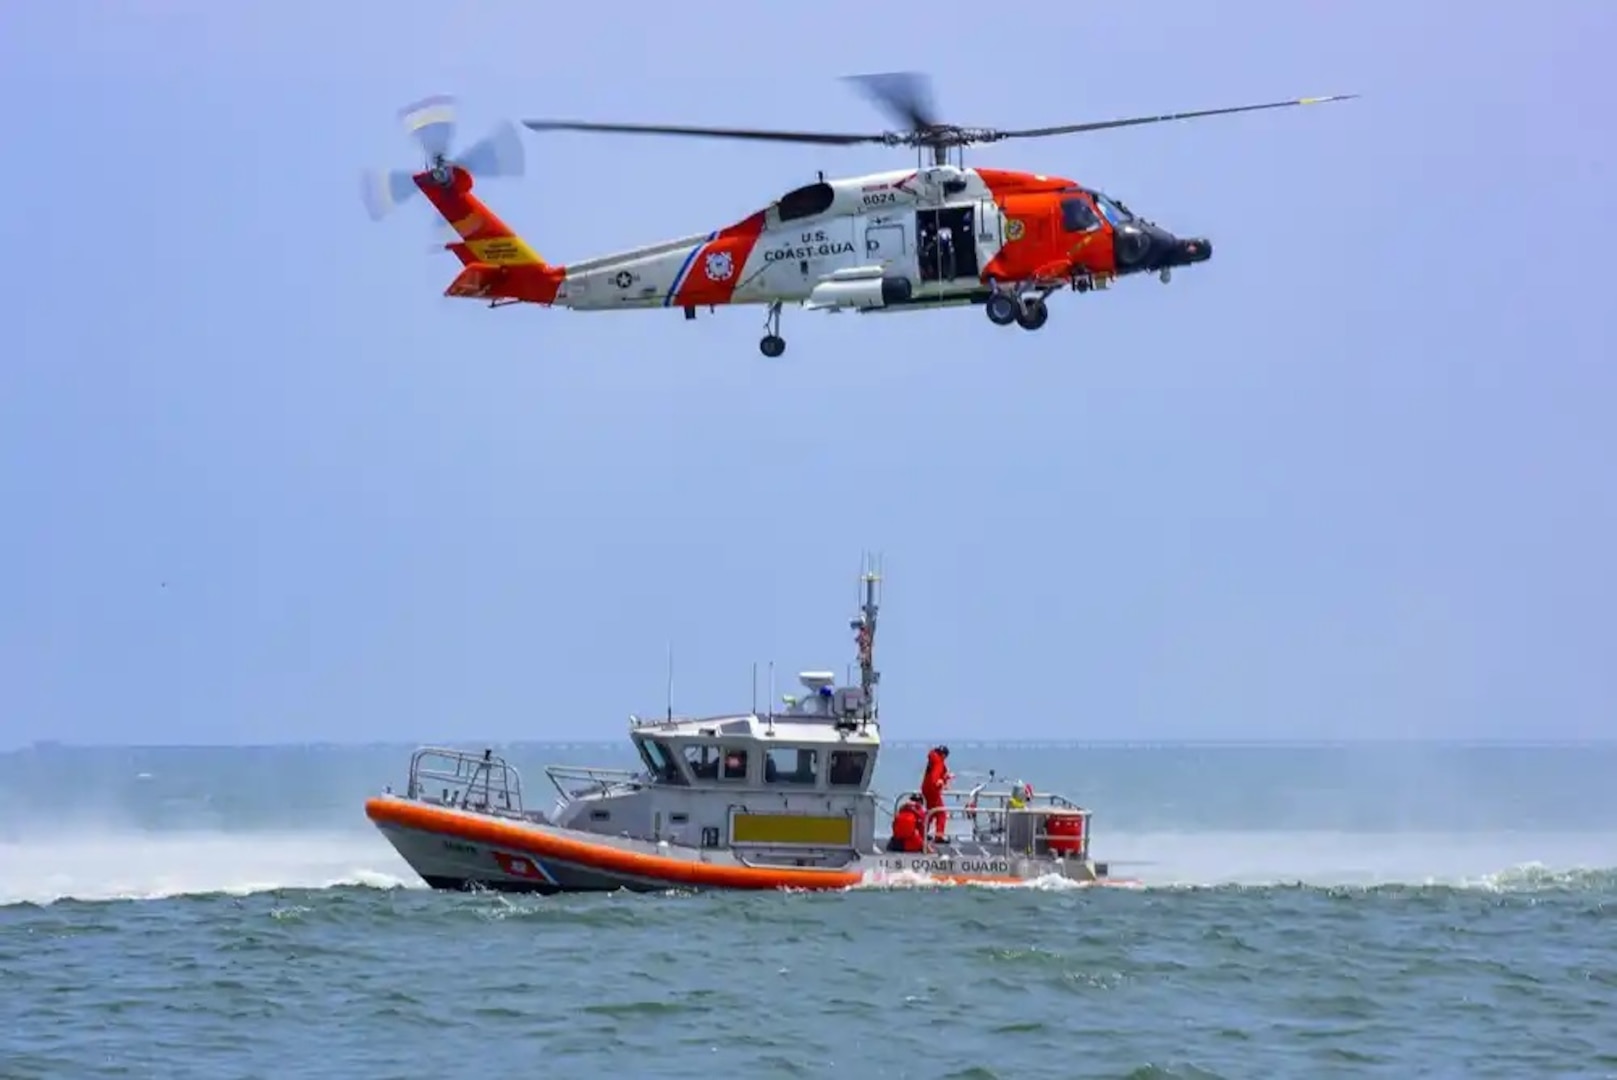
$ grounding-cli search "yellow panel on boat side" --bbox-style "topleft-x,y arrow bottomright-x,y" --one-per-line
731,813 -> 853,846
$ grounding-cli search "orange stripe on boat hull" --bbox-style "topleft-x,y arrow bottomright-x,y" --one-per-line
365,798 -> 1029,890
367,797 -> 862,890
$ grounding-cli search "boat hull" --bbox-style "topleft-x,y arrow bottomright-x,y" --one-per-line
365,794 -> 1116,893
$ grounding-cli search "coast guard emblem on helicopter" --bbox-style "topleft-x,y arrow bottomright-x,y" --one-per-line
704,251 -> 734,282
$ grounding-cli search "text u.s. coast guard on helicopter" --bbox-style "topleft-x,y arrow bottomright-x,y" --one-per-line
763,229 -> 859,263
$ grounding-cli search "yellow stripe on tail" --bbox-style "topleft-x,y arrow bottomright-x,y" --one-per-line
445,212 -> 543,267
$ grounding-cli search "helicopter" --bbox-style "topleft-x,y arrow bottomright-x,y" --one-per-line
361,76 -> 1355,358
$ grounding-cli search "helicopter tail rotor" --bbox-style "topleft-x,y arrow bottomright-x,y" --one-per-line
401,94 -> 457,163
360,95 -> 528,233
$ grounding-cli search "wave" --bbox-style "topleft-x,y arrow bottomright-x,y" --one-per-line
3,828 -> 1614,908
0,830 -> 421,907
850,862 -> 1617,894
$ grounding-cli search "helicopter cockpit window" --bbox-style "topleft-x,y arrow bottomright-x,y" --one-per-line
1090,192 -> 1133,227
776,181 -> 835,222
1060,196 -> 1101,233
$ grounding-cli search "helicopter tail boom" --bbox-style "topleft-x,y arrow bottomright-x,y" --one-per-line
415,165 -> 546,268
415,165 -> 564,304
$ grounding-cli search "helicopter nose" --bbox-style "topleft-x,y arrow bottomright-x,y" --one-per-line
1137,227 -> 1212,270
1113,223 -> 1153,268
1175,237 -> 1212,264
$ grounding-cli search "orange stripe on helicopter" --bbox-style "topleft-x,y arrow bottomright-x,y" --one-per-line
671,210 -> 768,308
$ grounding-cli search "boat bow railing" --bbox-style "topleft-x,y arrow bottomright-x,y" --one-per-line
406,746 -> 528,819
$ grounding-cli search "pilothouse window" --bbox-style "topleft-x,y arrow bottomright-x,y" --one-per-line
637,738 -> 685,785
684,743 -> 720,780
765,747 -> 819,785
828,750 -> 869,787
686,743 -> 749,781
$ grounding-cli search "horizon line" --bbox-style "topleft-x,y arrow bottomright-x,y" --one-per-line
7,736 -> 1617,754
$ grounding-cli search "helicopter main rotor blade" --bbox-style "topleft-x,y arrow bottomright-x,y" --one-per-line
842,71 -> 941,133
522,119 -> 887,146
996,94 -> 1358,141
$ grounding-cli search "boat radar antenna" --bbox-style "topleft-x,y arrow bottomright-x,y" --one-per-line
850,556 -> 882,727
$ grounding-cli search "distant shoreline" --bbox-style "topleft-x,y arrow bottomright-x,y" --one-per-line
8,737 -> 1617,754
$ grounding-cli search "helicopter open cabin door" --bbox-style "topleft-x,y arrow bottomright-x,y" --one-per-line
915,204 -> 981,287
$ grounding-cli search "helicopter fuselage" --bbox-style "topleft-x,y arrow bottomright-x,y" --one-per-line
378,78 -> 1348,355
424,163 -> 1209,315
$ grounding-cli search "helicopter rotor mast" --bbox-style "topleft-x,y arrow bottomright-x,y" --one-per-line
521,72 -> 1357,170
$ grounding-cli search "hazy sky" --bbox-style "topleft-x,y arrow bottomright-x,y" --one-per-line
2,1 -> 1612,747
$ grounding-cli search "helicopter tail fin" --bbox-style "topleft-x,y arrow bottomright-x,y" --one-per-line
414,165 -> 547,268
414,165 -> 564,304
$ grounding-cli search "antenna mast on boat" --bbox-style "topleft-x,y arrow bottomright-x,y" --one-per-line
851,553 -> 882,726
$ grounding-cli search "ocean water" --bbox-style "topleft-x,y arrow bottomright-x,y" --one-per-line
3,740 -> 1615,1078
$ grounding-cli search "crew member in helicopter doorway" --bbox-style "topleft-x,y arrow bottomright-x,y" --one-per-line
921,745 -> 952,843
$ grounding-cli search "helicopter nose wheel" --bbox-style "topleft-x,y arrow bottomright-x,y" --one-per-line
759,301 -> 786,358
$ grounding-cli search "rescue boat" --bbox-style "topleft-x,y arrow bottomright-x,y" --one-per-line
365,568 -> 1119,893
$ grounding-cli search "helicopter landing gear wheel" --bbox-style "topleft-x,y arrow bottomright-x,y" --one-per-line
759,301 -> 786,358
1015,297 -> 1049,331
985,293 -> 1018,326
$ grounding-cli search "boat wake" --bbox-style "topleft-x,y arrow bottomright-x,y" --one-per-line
1090,828 -> 1617,890
848,862 -> 1617,894
2,828 -> 1613,907
0,830 -> 422,907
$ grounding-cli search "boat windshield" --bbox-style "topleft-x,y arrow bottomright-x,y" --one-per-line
1090,191 -> 1134,226
636,737 -> 685,785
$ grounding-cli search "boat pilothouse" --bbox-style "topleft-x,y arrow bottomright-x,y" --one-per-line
594,670 -> 883,864
535,569 -> 886,868
364,564 -> 1126,892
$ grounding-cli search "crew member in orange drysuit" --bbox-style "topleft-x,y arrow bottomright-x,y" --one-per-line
921,745 -> 952,843
888,795 -> 926,853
